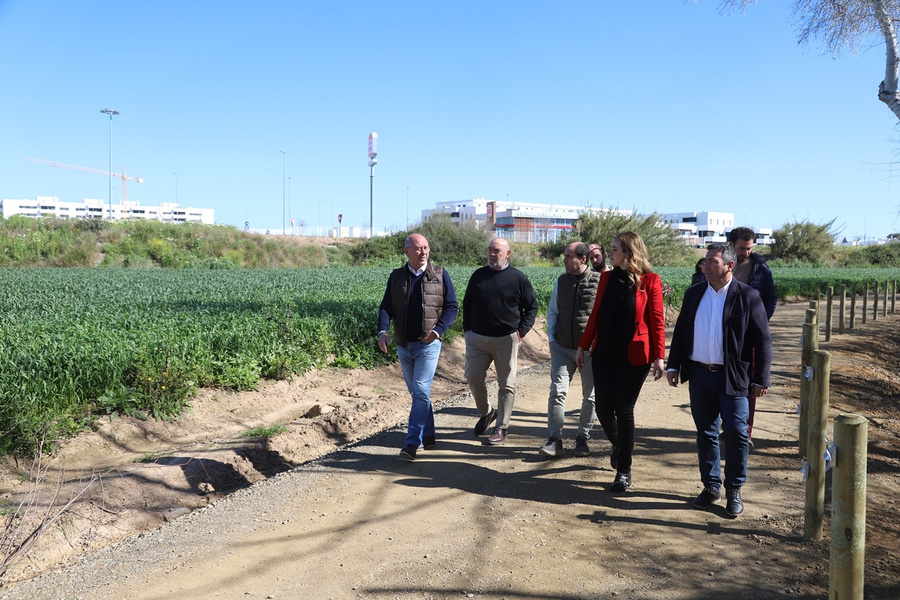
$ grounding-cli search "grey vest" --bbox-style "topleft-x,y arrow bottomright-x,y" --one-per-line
555,269 -> 600,349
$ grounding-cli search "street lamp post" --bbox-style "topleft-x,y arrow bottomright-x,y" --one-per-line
280,150 -> 286,236
100,109 -> 119,220
368,132 -> 377,239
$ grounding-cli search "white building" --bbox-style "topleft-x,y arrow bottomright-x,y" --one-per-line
423,198 -> 631,243
660,211 -> 773,247
0,196 -> 215,225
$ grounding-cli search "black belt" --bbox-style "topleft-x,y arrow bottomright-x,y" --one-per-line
693,361 -> 724,373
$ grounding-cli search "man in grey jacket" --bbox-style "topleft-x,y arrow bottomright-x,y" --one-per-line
539,242 -> 601,458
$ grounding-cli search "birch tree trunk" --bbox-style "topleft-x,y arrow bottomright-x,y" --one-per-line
873,0 -> 900,119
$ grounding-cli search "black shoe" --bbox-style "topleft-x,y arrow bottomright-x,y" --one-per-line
399,444 -> 417,461
725,487 -> 744,517
610,472 -> 632,493
574,436 -> 590,457
539,437 -> 563,458
423,436 -> 436,449
474,408 -> 497,437
692,485 -> 721,509
610,445 -> 619,470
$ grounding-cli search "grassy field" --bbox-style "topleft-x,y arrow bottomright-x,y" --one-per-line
0,265 -> 897,456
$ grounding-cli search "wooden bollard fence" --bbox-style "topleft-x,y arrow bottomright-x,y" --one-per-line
829,413 -> 868,600
883,281 -> 888,317
799,307 -> 819,459
838,284 -> 846,335
873,282 -> 879,322
825,287 -> 834,341
804,349 -> 830,541
893,279 -> 897,313
849,283 -> 856,329
861,283 -> 868,324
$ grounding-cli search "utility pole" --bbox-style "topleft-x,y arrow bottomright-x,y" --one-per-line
100,109 -> 119,219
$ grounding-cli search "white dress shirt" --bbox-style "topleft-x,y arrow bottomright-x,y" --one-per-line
690,279 -> 733,365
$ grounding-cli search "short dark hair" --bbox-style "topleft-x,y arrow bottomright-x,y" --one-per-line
572,242 -> 590,260
708,243 -> 736,264
728,227 -> 756,245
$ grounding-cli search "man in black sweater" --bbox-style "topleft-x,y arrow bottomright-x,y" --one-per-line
463,237 -> 538,445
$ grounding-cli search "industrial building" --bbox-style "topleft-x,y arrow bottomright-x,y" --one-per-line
0,196 -> 215,225
422,198 -> 632,243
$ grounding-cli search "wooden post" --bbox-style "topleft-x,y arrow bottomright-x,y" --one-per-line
838,284 -> 846,335
804,350 -> 830,541
825,287 -> 833,342
891,279 -> 897,312
873,281 -> 879,322
799,312 -> 818,459
883,281 -> 888,317
829,413 -> 868,600
861,283 -> 868,324
849,283 -> 856,329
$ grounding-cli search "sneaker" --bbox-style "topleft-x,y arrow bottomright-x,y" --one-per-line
485,427 -> 508,446
539,437 -> 563,458
725,487 -> 744,517
692,485 -> 721,509
610,472 -> 632,493
610,445 -> 619,470
474,408 -> 497,437
399,444 -> 417,461
423,435 -> 436,449
574,436 -> 590,457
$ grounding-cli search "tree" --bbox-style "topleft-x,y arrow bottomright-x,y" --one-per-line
770,219 -> 837,263
539,209 -> 695,266
720,0 -> 900,120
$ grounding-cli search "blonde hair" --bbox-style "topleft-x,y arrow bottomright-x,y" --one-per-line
615,231 -> 653,289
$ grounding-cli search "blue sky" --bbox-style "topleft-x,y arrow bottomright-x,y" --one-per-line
1,1 -> 898,241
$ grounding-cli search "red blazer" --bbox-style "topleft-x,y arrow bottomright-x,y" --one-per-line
578,270 -> 666,366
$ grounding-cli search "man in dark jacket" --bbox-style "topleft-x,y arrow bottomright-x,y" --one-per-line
464,237 -> 538,446
728,226 -> 777,445
728,227 -> 777,320
377,233 -> 458,461
666,243 -> 772,518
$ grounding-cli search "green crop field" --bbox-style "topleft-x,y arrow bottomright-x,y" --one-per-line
0,265 -> 896,456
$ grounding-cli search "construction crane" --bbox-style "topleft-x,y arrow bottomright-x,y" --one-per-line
28,157 -> 145,208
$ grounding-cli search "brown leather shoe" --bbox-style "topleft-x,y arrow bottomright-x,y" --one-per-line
485,427 -> 508,445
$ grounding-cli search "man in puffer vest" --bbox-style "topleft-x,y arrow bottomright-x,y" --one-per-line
540,242 -> 601,458
377,233 -> 458,461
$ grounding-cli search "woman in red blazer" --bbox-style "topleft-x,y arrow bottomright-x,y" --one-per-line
575,231 -> 666,493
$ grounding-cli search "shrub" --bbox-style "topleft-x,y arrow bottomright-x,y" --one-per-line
770,220 -> 836,263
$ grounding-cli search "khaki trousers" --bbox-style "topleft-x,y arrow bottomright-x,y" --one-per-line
464,330 -> 520,429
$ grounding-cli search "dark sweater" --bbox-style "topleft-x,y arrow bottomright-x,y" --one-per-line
463,265 -> 538,337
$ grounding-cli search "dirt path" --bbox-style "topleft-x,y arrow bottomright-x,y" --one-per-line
3,302 -> 899,599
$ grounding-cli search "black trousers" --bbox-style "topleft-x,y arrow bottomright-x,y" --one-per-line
592,353 -> 651,474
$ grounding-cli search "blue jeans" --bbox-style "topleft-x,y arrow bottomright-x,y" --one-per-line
688,364 -> 750,490
398,339 -> 442,448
